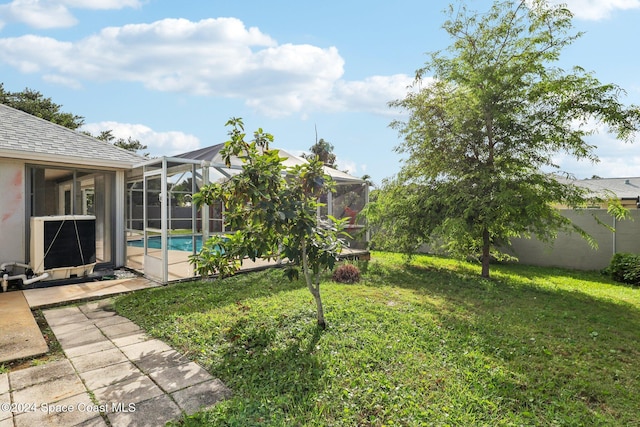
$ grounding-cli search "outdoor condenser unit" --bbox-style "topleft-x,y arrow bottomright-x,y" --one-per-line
30,215 -> 97,280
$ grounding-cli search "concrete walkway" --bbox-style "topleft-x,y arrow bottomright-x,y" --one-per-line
1,298 -> 231,426
0,292 -> 48,363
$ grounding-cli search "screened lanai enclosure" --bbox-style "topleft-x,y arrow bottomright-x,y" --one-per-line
125,144 -> 369,283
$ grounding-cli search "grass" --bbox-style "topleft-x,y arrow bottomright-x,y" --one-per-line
114,252 -> 640,426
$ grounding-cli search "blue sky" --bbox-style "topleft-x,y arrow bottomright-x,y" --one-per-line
0,0 -> 639,185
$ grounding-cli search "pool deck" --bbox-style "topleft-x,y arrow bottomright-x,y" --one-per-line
126,245 -> 370,282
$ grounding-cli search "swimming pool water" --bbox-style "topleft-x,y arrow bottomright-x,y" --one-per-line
127,235 -> 204,252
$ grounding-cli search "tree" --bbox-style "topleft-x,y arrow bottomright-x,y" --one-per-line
93,129 -> 148,156
0,83 -> 84,129
302,138 -> 337,168
190,118 -> 349,329
373,0 -> 640,278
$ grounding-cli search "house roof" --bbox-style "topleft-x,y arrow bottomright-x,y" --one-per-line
560,176 -> 640,200
0,103 -> 144,169
175,143 -> 363,183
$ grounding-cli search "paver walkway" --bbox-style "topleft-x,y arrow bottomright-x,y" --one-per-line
0,299 -> 231,427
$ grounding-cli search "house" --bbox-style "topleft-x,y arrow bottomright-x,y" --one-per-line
0,103 -> 145,284
555,176 -> 640,209
507,176 -> 640,270
1,103 -> 368,285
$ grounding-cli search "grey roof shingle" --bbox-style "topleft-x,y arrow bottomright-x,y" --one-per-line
557,175 -> 640,199
0,103 -> 144,168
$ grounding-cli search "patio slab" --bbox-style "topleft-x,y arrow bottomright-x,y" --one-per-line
23,277 -> 161,309
0,291 -> 48,362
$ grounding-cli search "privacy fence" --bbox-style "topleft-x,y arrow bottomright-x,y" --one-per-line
506,209 -> 640,271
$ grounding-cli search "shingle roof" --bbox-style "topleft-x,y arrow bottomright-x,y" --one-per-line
559,176 -> 640,199
0,103 -> 144,168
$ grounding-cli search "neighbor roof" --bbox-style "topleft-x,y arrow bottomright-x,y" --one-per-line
559,176 -> 640,199
0,103 -> 144,169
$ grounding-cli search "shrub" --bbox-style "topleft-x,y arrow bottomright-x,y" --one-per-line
606,253 -> 640,285
332,263 -> 361,284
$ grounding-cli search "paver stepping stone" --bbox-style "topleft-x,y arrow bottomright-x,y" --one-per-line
171,379 -> 232,413
119,339 -> 173,361
63,340 -> 117,359
107,394 -> 181,427
93,374 -> 163,406
12,391 -> 96,427
79,361 -> 142,390
78,300 -> 114,313
55,328 -> 108,349
0,392 -> 10,421
12,373 -> 85,408
111,332 -> 149,348
0,373 -> 8,395
99,321 -> 142,339
92,315 -> 131,328
70,348 -> 128,373
45,319 -> 95,336
9,359 -> 75,390
135,349 -> 189,373
43,307 -> 88,327
75,416 -> 109,426
83,309 -> 117,320
149,361 -> 213,393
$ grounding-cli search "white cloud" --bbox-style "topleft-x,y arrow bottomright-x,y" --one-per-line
334,74 -> 416,116
0,17 -> 410,117
81,121 -> 201,157
551,0 -> 640,20
0,0 -> 77,29
0,0 -> 141,29
42,73 -> 83,89
551,131 -> 640,178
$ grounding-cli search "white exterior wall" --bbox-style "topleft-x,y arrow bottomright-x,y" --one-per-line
0,159 -> 26,263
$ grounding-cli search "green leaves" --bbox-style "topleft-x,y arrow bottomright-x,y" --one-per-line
381,0 -> 640,278
190,118 -> 349,327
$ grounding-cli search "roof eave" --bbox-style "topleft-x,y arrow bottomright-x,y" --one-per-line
0,148 -> 139,170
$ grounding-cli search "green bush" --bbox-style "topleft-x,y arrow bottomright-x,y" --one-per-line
332,263 -> 361,284
606,253 -> 640,285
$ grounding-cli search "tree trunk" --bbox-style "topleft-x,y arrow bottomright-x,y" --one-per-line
481,227 -> 491,278
301,241 -> 327,329
309,280 -> 326,329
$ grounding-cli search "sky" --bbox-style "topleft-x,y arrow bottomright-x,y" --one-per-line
0,0 -> 639,186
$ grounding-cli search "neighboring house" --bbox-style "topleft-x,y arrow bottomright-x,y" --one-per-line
0,103 -> 145,277
555,176 -> 640,209
507,176 -> 640,270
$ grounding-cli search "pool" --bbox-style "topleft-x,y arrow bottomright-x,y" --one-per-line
128,235 -> 204,252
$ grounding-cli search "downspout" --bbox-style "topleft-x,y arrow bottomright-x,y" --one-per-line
613,215 -> 617,256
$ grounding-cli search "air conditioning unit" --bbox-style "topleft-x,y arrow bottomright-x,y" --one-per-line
30,215 -> 97,280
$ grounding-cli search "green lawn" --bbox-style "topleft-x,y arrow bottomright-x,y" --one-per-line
114,252 -> 640,426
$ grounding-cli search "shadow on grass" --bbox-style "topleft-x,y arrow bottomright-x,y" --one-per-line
362,256 -> 640,424
181,318 -> 325,426
114,268 -> 308,322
